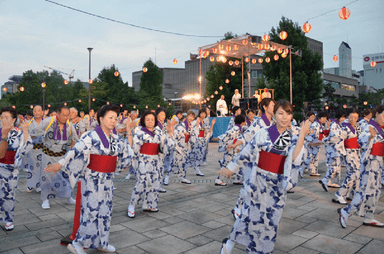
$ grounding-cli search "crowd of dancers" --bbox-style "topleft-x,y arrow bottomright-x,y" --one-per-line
0,97 -> 383,254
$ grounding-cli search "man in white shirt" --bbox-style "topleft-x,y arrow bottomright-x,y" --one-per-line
232,89 -> 241,107
252,90 -> 261,103
216,95 -> 228,117
261,88 -> 272,99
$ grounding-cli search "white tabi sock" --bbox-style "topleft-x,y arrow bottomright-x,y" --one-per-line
222,239 -> 235,254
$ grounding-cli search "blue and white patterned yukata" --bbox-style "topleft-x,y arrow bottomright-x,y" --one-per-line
340,120 -> 384,223
302,120 -> 324,175
58,126 -> 133,250
226,125 -> 305,253
30,116 -> 79,201
0,127 -> 32,224
186,119 -> 211,173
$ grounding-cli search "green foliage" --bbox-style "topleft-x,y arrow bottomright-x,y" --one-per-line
263,16 -> 323,109
79,82 -> 109,112
293,112 -> 304,122
323,82 -> 336,103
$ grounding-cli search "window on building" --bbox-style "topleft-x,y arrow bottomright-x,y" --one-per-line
341,84 -> 355,91
251,70 -> 258,78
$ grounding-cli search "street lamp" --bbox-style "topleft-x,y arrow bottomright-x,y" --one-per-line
87,47 -> 93,112
41,82 -> 46,111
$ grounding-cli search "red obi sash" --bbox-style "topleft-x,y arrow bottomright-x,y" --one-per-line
233,139 -> 237,144
87,154 -> 117,173
184,133 -> 190,143
258,150 -> 286,174
140,143 -> 159,155
0,151 -> 16,165
344,137 -> 360,149
198,130 -> 205,138
323,130 -> 330,137
370,142 -> 384,157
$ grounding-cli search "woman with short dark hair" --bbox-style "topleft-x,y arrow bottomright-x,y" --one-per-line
0,106 -> 32,231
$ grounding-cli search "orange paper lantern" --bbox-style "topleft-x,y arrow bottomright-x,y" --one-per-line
333,55 -> 338,62
303,22 -> 311,33
219,44 -> 224,50
371,61 -> 377,67
114,71 -> 119,77
264,44 -> 270,50
263,34 -> 270,42
251,59 -> 257,64
242,39 -> 248,45
228,60 -> 233,66
20,86 -> 25,92
280,31 -> 288,40
219,86 -> 223,90
64,79 -> 69,85
2,87 -> 7,92
282,53 -> 288,58
143,67 -> 148,73
225,79 -> 230,84
271,45 -> 276,51
258,58 -> 263,64
277,48 -> 283,54
173,58 -> 178,64
234,44 -> 239,50
235,60 -> 240,65
210,56 -> 215,62
88,79 -> 93,84
245,57 -> 249,63
265,57 -> 270,63
258,44 -> 263,50
274,55 -> 279,61
339,7 -> 351,20
231,71 -> 236,76
226,46 -> 231,52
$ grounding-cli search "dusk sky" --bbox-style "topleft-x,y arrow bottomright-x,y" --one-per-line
1,0 -> 383,92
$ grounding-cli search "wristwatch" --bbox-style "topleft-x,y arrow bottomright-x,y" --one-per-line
1,137 -> 8,142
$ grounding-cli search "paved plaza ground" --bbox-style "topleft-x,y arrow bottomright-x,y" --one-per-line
1,143 -> 384,254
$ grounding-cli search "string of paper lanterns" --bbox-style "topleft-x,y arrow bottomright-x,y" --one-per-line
303,6 -> 351,33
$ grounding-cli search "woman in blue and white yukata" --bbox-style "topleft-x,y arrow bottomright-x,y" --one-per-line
219,100 -> 310,254
202,108 -> 213,165
164,110 -> 196,185
226,106 -> 242,132
338,105 -> 384,228
30,106 -> 79,210
226,98 -> 275,219
302,111 -> 328,176
156,107 -> 175,193
319,111 -> 346,192
242,109 -> 256,133
128,111 -> 174,218
332,109 -> 361,204
186,109 -> 215,176
215,115 -> 246,186
69,107 -> 85,140
0,107 -> 32,231
45,105 -> 133,254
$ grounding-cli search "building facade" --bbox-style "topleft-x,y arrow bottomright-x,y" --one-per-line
339,42 -> 352,78
362,52 -> 384,90
1,75 -> 22,98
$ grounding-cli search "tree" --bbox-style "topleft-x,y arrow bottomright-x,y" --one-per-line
262,16 -> 323,110
79,82 -> 109,112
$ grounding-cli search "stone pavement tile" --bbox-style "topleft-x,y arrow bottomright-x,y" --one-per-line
207,193 -> 233,202
142,229 -> 168,239
183,241 -> 223,254
278,218 -> 308,234
214,214 -> 236,226
1,236 -> 41,252
56,210 -> 77,222
120,217 -> 169,233
116,245 -> 147,254
2,225 -> 30,237
36,230 -> 62,242
288,246 -> 320,254
357,239 -> 384,254
108,228 -> 150,249
292,229 -> 319,239
302,234 -> 363,254
275,232 -> 308,252
302,219 -> 356,239
294,215 -> 319,224
110,224 -> 127,233
12,212 -> 40,225
20,239 -> 69,254
27,205 -> 70,217
37,213 -> 61,221
352,224 -> 384,241
303,207 -> 341,223
343,233 -> 372,245
158,205 -> 187,216
177,209 -> 223,224
186,234 -> 213,247
202,220 -> 226,229
162,216 -> 185,225
296,196 -> 316,203
282,207 -> 310,220
159,221 -> 210,239
24,218 -> 68,231
137,235 -> 196,254
0,249 -> 24,254
202,225 -> 232,242
145,210 -> 173,220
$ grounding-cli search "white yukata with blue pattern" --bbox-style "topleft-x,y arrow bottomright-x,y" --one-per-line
157,121 -> 175,188
227,125 -> 305,253
302,120 -> 323,174
26,118 -> 45,191
0,128 -> 32,224
30,116 -> 79,201
340,120 -> 384,223
202,117 -> 211,163
186,119 -> 211,172
321,119 -> 345,185
58,127 -> 133,250
129,126 -> 172,210
336,123 -> 361,199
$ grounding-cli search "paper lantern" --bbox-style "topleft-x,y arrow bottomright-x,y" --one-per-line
264,44 -> 270,50
333,55 -> 338,62
263,34 -> 270,41
219,44 -> 224,50
284,48 -> 289,54
258,58 -> 263,64
231,71 -> 236,76
277,48 -> 283,54
274,55 -> 279,61
234,44 -> 239,50
228,60 -> 233,66
199,49 -> 203,55
30,105 -> 33,109
303,22 -> 311,33
225,79 -> 230,84
213,48 -> 218,54
173,58 -> 178,64
133,105 -> 136,109
12,105 -> 15,109
282,53 -> 288,58
258,44 -> 263,50
339,7 -> 351,20
64,102 -> 67,106
205,51 -> 210,56
2,87 -> 7,92
88,79 -> 93,84
211,95 -> 214,98
219,86 -> 223,90
265,57 -> 270,63
41,82 -> 46,88
215,90 -> 218,94
371,61 -> 377,67
20,86 -> 25,92
92,98 -> 96,102
364,101 -> 368,105
78,100 -> 82,103
210,56 -> 215,62
157,104 -> 160,108
48,104 -> 51,108
245,57 -> 249,63
106,102 -> 109,105
280,31 -> 288,40
120,104 -> 123,107
271,45 -> 276,51
226,46 -> 231,52
251,59 -> 257,64
64,79 -> 69,85
143,67 -> 148,73
114,71 -> 119,77
242,39 -> 248,45
343,104 -> 347,109
235,60 -> 240,65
